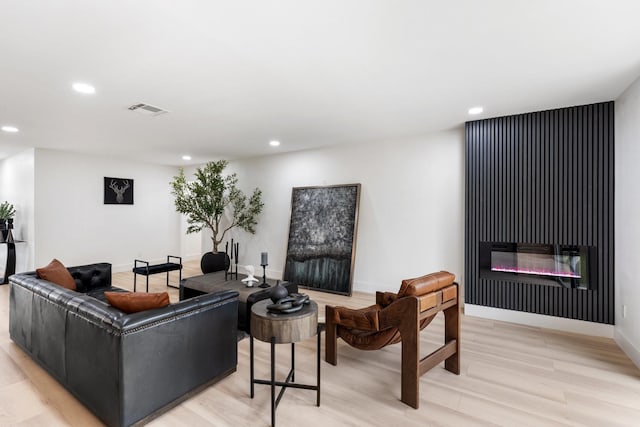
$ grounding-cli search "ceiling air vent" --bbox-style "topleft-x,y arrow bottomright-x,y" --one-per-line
127,103 -> 169,116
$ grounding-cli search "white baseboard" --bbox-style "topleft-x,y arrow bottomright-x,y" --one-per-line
277,277 -> 381,294
615,328 -> 640,369
464,304 -> 614,338
351,279 -> 384,294
233,264 -> 282,280
266,268 -> 283,280
112,262 -> 134,273
183,253 -> 202,262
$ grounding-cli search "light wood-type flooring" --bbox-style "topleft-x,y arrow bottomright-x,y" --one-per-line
0,260 -> 639,426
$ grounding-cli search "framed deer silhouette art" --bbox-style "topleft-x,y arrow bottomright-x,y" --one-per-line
104,177 -> 134,205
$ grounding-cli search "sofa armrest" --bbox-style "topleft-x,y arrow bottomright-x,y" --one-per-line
378,295 -> 420,330
376,291 -> 399,307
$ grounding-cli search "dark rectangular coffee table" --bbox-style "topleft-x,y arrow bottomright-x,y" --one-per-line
180,272 -> 298,334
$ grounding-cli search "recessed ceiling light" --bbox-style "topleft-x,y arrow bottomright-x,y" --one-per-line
468,106 -> 484,115
72,82 -> 96,94
182,155 -> 192,161
1,126 -> 19,133
269,140 -> 280,147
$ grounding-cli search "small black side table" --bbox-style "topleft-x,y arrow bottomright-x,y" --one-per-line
250,300 -> 320,427
1,241 -> 23,285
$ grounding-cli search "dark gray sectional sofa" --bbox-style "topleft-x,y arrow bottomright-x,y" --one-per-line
9,262 -> 239,427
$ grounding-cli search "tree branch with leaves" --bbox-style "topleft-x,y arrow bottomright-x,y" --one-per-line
170,160 -> 264,252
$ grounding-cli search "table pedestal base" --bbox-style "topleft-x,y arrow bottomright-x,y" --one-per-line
250,324 -> 321,427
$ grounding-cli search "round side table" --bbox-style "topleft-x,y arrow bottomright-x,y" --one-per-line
250,299 -> 320,427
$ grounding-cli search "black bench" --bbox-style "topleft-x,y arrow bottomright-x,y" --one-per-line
133,255 -> 182,292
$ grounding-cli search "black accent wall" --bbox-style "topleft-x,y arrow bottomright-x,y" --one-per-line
465,102 -> 614,324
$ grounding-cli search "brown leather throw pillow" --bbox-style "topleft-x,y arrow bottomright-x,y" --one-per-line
105,291 -> 170,314
36,259 -> 77,290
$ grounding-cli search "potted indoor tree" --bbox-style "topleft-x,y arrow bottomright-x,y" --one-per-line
171,160 -> 264,273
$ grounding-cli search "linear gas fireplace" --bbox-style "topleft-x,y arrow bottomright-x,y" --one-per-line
479,242 -> 596,290
466,102 -> 613,323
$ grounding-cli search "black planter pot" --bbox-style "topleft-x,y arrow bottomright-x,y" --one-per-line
201,252 -> 231,274
0,219 -> 6,241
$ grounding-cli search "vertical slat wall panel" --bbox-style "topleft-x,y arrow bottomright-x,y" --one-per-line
464,101 -> 614,324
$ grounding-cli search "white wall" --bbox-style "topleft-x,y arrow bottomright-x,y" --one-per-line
179,213 -> 203,262
33,149 -> 181,272
615,75 -> 640,368
179,165 -> 206,259
0,148 -> 35,273
220,129 -> 465,294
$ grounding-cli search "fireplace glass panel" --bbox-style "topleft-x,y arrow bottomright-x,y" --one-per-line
479,242 -> 594,290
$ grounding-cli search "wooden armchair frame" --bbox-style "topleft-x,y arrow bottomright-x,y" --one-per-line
325,279 -> 460,409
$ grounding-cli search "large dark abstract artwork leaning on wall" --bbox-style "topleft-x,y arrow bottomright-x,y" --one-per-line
284,184 -> 361,295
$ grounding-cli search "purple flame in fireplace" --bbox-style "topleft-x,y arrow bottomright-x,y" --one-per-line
491,251 -> 581,279
491,266 -> 581,278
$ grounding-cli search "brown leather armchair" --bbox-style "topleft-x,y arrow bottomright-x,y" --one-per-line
325,271 -> 460,408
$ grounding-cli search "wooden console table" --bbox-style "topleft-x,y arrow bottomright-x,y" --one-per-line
250,299 -> 320,427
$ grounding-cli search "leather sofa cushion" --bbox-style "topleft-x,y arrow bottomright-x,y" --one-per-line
330,304 -> 381,331
36,259 -> 77,290
398,271 -> 455,298
337,325 -> 401,350
337,314 -> 436,351
105,292 -> 170,314
69,263 -> 112,292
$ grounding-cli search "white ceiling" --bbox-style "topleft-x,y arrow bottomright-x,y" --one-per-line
1,0 -> 640,165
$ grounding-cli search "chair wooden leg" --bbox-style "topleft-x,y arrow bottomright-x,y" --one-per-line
399,311 -> 420,408
444,304 -> 460,375
325,306 -> 338,366
325,280 -> 460,410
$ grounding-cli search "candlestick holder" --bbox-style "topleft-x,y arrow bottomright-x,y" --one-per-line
259,263 -> 270,288
232,242 -> 239,280
225,241 -> 230,280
